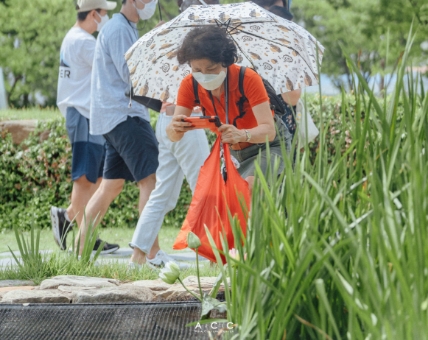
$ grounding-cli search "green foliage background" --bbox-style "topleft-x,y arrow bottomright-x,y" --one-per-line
1,0 -> 426,107
0,93 -> 412,232
0,0 -> 74,107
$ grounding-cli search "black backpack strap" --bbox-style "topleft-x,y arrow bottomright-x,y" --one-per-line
239,66 -> 246,100
233,66 -> 248,126
192,76 -> 200,106
192,75 -> 206,114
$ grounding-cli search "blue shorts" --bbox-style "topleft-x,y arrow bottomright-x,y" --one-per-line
103,116 -> 159,182
66,107 -> 105,184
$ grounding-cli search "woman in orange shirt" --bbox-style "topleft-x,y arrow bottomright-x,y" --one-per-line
166,26 -> 291,190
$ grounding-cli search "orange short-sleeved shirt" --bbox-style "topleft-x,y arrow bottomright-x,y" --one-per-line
176,64 -> 271,130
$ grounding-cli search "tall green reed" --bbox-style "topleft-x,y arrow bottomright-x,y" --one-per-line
8,223 -> 46,281
209,30 -> 427,339
74,214 -> 104,265
7,214 -> 108,283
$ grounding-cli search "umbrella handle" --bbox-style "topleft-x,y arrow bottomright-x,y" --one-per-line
158,0 -> 163,22
282,0 -> 290,10
225,71 -> 229,125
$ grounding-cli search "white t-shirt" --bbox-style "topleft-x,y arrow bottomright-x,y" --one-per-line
57,27 -> 95,119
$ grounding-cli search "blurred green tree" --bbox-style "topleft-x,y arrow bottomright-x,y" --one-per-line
3,0 -> 424,106
0,0 -> 75,107
293,0 -> 428,90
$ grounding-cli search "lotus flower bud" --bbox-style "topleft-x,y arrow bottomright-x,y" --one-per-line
229,248 -> 240,261
187,231 -> 201,249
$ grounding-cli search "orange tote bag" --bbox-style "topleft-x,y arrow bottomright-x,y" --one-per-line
173,137 -> 250,263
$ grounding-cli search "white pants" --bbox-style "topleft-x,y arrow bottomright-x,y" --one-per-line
130,113 -> 210,253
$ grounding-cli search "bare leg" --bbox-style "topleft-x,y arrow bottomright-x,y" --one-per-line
66,176 -> 102,224
130,247 -> 147,264
131,237 -> 161,265
76,178 -> 124,253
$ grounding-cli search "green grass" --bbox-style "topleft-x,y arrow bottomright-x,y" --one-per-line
0,225 -> 219,284
0,252 -> 219,285
0,107 -> 61,121
0,225 -> 184,255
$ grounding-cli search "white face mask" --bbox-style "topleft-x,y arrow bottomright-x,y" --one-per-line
193,70 -> 227,91
95,12 -> 109,32
134,0 -> 157,20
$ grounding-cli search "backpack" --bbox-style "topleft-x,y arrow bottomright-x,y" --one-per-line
192,66 -> 286,127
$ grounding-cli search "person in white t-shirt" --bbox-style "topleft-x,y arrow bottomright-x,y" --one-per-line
128,0 -> 215,269
51,0 -> 119,254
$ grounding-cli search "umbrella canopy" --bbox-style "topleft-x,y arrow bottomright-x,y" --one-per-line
125,1 -> 324,104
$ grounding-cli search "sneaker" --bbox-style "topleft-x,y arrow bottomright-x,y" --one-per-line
51,206 -> 73,251
93,239 -> 120,255
146,250 -> 180,269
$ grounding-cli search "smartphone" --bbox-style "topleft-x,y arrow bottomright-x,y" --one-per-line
181,116 -> 222,129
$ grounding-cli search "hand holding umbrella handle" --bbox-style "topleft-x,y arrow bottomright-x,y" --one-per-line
158,0 -> 162,21
218,124 -> 246,145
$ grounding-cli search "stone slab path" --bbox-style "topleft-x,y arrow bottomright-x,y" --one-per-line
0,248 -> 208,269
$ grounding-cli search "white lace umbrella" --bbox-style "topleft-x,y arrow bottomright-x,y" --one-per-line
125,1 -> 324,104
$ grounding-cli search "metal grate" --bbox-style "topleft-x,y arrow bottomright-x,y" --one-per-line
0,302 -> 230,340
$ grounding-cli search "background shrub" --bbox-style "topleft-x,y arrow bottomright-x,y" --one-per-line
0,94 -> 415,231
0,118 -> 192,231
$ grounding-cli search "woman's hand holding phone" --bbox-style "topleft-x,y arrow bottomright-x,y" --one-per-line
181,116 -> 221,132
171,114 -> 194,133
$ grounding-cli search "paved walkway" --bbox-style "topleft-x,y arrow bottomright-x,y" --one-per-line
0,248 -> 207,269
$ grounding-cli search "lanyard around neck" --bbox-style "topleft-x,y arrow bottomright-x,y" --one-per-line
208,70 -> 229,125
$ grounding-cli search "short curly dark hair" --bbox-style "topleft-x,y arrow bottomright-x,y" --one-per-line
177,26 -> 238,67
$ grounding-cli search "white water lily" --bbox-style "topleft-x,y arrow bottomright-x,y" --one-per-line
159,262 -> 180,284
